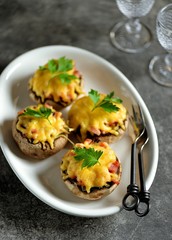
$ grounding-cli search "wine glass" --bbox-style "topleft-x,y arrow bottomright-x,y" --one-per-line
149,4 -> 172,87
110,0 -> 155,53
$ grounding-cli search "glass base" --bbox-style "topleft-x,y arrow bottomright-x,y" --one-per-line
149,54 -> 172,87
110,20 -> 153,53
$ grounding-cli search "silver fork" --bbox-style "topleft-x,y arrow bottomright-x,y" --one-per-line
122,104 -> 150,217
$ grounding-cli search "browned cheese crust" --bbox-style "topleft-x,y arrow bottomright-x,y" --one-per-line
92,117 -> 128,144
62,165 -> 122,200
75,116 -> 128,144
29,91 -> 67,111
12,119 -> 68,160
29,77 -> 83,111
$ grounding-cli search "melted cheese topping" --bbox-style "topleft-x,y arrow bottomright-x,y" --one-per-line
16,104 -> 68,149
61,141 -> 121,193
68,94 -> 127,141
29,59 -> 83,104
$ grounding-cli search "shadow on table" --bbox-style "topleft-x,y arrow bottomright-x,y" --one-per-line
0,63 -> 7,74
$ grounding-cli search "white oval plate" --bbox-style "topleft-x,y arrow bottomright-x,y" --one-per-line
0,46 -> 158,217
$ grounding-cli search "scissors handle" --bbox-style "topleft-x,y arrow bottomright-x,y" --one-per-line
122,184 -> 140,211
122,142 -> 139,211
135,143 -> 150,217
135,191 -> 150,217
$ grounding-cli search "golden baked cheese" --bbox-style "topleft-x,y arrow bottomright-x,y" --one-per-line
29,57 -> 83,105
68,94 -> 127,141
16,104 -> 68,149
61,140 -> 121,193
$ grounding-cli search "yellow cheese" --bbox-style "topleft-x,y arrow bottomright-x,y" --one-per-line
16,105 -> 68,149
29,59 -> 83,104
61,141 -> 121,193
68,94 -> 127,141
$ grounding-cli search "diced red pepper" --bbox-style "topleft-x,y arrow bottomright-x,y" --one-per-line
74,69 -> 82,79
108,121 -> 118,127
31,129 -> 37,134
18,109 -> 24,115
108,161 -> 119,173
54,111 -> 61,118
99,142 -> 108,148
113,180 -> 120,185
68,151 -> 76,156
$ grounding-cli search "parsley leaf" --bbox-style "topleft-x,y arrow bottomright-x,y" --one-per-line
99,101 -> 120,112
88,89 -> 122,113
57,56 -> 73,72
39,60 -> 58,73
59,73 -> 76,84
88,89 -> 100,105
39,66 -> 47,71
104,92 -> 122,104
74,147 -> 103,168
39,56 -> 76,84
19,106 -> 52,124
48,59 -> 58,73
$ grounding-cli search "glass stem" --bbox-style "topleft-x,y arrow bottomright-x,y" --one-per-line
165,53 -> 172,71
125,18 -> 142,34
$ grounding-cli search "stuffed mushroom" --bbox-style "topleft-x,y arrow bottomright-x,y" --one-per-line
29,56 -> 83,110
12,104 -> 69,159
68,89 -> 128,143
60,139 -> 122,200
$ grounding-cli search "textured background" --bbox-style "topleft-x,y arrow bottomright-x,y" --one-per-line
0,0 -> 172,239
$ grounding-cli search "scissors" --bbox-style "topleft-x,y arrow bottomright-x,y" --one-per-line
122,105 -> 150,217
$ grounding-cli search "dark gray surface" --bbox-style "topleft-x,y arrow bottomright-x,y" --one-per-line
0,0 -> 172,239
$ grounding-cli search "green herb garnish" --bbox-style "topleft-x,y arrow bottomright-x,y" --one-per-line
74,147 -> 103,169
48,59 -> 58,73
39,66 -> 47,71
57,56 -> 73,72
59,73 -> 77,84
89,89 -> 122,113
39,56 -> 76,84
19,106 -> 52,124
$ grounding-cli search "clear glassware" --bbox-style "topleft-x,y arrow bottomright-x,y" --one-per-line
110,0 -> 155,53
149,4 -> 172,87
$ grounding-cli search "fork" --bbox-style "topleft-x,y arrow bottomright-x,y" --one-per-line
122,104 -> 150,217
